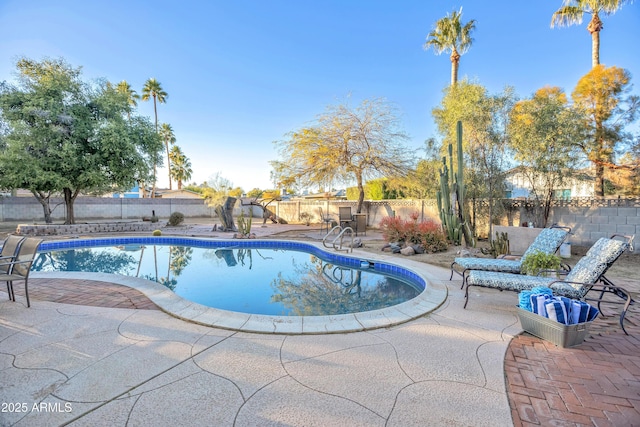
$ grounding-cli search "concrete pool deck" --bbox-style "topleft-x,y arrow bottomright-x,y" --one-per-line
1,222 -> 638,425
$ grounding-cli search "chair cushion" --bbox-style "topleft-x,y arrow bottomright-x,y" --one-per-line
565,255 -> 606,284
453,257 -> 522,273
466,270 -> 553,292
521,228 -> 568,259
585,238 -> 628,263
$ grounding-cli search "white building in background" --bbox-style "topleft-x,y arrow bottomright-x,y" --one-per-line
503,166 -> 594,199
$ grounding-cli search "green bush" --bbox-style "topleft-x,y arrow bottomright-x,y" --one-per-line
521,250 -> 561,276
168,211 -> 185,226
152,229 -> 162,236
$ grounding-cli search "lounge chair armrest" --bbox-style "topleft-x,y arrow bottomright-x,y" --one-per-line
610,234 -> 635,251
546,279 -> 631,300
0,259 -> 32,268
547,279 -> 589,287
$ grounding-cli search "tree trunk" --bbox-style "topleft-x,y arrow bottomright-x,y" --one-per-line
215,197 -> 237,231
63,188 -> 79,225
594,162 -> 605,197
594,116 -> 606,197
588,13 -> 602,68
151,165 -> 157,198
166,140 -> 172,190
450,49 -> 460,86
591,30 -> 600,68
152,95 -> 159,197
32,191 -> 53,224
356,175 -> 365,213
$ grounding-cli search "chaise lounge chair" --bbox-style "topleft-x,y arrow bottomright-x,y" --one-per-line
1,237 -> 43,307
450,225 -> 571,287
464,235 -> 635,334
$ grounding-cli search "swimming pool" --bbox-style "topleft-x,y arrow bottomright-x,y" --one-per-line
33,237 -> 446,334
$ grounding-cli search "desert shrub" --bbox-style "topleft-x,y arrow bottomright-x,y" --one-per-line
168,211 -> 185,226
417,220 -> 448,253
379,216 -> 405,242
380,213 -> 448,252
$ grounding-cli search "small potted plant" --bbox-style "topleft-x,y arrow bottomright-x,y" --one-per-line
521,250 -> 562,277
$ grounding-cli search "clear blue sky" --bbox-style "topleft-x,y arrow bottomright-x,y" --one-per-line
1,0 -> 639,192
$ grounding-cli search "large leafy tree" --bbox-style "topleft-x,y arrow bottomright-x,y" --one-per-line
551,0 -> 630,68
424,7 -> 476,86
508,87 -> 584,225
141,78 -> 168,196
432,82 -> 515,238
169,145 -> 192,190
0,57 -> 163,224
272,98 -> 414,213
571,65 -> 639,196
159,123 -> 176,189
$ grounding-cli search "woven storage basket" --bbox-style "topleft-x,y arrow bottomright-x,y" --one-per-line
517,307 -> 593,348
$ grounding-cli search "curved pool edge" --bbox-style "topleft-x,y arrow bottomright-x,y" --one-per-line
31,240 -> 448,335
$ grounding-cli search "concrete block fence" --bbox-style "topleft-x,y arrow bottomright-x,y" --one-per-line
1,196 -> 638,247
547,205 -> 639,247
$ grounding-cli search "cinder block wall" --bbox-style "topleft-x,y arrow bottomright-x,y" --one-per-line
2,197 -> 638,247
548,206 -> 639,246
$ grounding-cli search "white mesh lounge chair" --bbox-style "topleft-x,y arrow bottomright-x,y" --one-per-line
450,225 -> 570,288
464,235 -> 635,334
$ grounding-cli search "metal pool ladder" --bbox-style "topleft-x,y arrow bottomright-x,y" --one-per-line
322,225 -> 354,253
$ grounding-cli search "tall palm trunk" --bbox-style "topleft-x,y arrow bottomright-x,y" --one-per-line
594,121 -> 606,196
165,140 -> 172,190
450,48 -> 460,85
151,95 -> 158,198
588,13 -> 603,68
591,31 -> 601,68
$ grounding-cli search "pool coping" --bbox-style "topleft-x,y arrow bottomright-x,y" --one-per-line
32,237 -> 448,334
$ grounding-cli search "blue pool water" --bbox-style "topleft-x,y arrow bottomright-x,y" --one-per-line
35,238 -> 425,316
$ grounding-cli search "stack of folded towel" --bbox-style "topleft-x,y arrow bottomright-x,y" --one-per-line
519,287 -> 599,325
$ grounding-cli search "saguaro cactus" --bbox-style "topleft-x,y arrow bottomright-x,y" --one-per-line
436,121 -> 475,246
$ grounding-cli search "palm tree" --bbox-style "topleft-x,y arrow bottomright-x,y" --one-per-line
159,123 -> 176,189
551,0 -> 630,68
424,8 -> 476,86
141,78 -> 168,196
115,80 -> 140,120
169,145 -> 193,190
141,78 -> 168,131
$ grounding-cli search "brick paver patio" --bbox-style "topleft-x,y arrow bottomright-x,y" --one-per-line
506,288 -> 640,426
